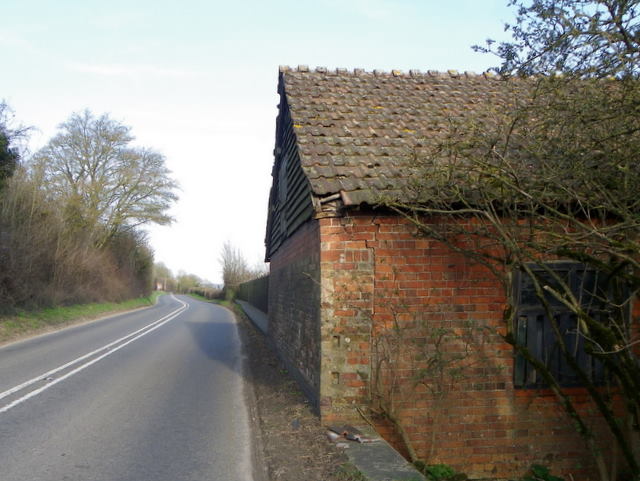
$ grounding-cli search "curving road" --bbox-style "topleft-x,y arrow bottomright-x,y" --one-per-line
0,294 -> 255,481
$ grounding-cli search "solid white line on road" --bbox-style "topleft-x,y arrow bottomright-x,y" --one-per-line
0,295 -> 188,403
0,295 -> 189,415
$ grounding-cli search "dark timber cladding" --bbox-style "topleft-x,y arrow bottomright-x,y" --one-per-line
265,72 -> 315,261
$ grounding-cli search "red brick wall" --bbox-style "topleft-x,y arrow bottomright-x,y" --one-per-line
268,219 -> 322,406
317,212 -> 615,481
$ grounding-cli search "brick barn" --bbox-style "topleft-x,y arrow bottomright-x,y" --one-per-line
264,66 -> 612,480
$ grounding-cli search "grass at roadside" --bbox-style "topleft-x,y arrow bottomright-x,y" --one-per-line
186,293 -> 232,308
0,291 -> 163,344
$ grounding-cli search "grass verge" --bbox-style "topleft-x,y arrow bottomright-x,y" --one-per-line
186,293 -> 232,308
0,292 -> 163,345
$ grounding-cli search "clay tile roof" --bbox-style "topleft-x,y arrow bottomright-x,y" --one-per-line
279,65 -> 526,205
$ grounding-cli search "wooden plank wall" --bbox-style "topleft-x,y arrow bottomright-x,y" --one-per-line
265,92 -> 314,260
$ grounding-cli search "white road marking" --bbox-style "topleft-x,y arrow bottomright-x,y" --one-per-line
0,295 -> 189,414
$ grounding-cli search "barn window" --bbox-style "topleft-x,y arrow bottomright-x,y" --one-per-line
513,262 -> 618,388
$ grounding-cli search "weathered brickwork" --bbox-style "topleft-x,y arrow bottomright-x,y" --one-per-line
269,212 -> 617,480
318,216 -> 375,421
268,219 -> 322,406
317,213 -> 614,481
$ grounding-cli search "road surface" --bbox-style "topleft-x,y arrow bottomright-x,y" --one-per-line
0,294 -> 255,481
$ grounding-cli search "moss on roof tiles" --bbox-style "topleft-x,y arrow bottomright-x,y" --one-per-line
279,66 -> 526,206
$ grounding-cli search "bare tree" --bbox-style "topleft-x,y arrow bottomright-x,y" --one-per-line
176,271 -> 202,293
477,0 -> 640,79
31,110 -> 178,247
219,241 -> 264,295
153,262 -> 175,291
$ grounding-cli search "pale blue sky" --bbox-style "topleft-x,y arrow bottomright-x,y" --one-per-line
2,0 -> 516,283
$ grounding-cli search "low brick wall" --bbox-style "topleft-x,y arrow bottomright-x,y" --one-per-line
237,275 -> 269,313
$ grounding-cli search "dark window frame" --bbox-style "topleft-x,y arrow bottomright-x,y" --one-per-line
513,262 -> 619,388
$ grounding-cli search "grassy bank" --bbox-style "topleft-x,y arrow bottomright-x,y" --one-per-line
0,291 -> 163,345
186,293 -> 232,308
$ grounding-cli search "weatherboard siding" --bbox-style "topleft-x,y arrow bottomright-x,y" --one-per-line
265,95 -> 314,260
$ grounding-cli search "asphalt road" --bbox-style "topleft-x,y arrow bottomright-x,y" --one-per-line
0,294 -> 255,481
